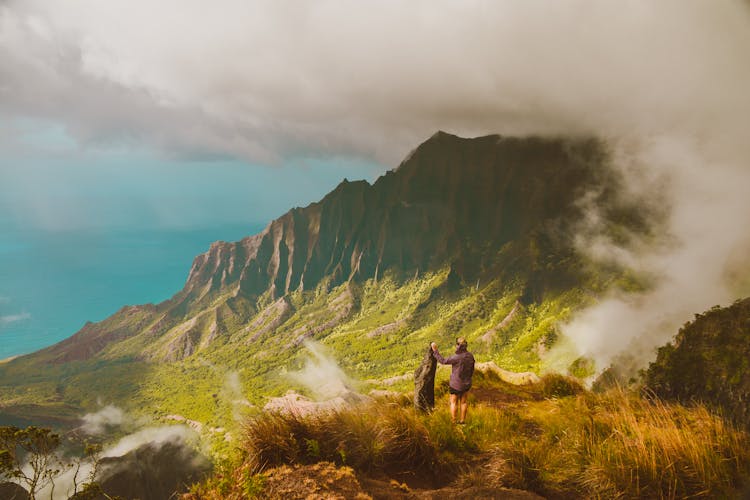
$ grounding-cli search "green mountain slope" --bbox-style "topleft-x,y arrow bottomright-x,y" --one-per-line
0,132 -> 648,435
646,297 -> 750,429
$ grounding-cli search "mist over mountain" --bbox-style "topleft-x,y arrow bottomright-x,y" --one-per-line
0,131 -> 655,429
2,2 -> 749,497
34,132 -> 639,364
2,130 -> 749,500
3,1 -> 748,378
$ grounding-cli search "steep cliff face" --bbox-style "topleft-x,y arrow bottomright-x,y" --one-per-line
179,132 -> 607,308
28,132 -> 623,365
1,131 -> 654,429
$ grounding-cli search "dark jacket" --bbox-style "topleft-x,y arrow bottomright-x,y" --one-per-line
434,344 -> 475,392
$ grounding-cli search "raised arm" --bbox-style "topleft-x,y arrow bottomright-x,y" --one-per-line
431,342 -> 457,365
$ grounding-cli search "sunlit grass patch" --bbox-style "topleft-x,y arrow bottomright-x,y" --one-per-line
220,387 -> 750,499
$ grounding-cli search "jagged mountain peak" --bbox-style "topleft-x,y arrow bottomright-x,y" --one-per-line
30,132 -> 625,364
422,129 -> 501,144
0,131 -> 662,441
179,133 -> 604,304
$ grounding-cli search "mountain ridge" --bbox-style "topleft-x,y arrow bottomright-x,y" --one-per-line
0,131 -> 647,432
36,132 -> 613,364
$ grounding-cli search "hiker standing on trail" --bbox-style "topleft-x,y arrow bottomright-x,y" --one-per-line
431,338 -> 475,424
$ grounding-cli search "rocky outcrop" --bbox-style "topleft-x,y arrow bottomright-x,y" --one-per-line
244,297 -> 292,343
476,361 -> 541,385
177,133 -> 609,310
95,440 -> 211,500
482,300 -> 523,343
263,390 -> 369,417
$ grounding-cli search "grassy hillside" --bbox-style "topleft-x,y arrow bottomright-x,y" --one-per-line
0,259 -> 611,435
646,297 -> 750,429
186,373 -> 750,499
0,132 -> 655,451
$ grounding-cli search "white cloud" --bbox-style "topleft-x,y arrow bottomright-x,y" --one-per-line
33,423 -> 195,500
290,340 -> 354,400
0,312 -> 30,325
1,0 -> 748,369
100,425 -> 193,459
80,404 -> 126,435
0,1 -> 747,164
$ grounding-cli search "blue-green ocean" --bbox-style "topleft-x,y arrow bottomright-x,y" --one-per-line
0,224 -> 262,359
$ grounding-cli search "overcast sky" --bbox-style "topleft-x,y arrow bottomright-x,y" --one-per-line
2,2 -> 747,155
2,1 -> 750,365
2,1 -> 748,228
3,1 -> 748,164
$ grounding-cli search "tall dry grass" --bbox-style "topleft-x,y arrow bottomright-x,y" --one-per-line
241,403 -> 443,481
578,390 -> 749,498
472,389 -> 750,498
192,386 -> 750,498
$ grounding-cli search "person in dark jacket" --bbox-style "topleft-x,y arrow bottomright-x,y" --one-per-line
431,337 -> 475,424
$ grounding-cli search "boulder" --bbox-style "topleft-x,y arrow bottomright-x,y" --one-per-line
475,361 -> 540,385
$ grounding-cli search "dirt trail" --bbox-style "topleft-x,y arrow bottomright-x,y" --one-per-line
360,476 -> 544,499
255,463 -> 544,499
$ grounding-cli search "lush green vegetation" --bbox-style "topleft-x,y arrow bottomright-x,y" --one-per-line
0,246 -> 627,452
0,131 -> 664,470
646,297 -> 750,430
1,425 -> 104,500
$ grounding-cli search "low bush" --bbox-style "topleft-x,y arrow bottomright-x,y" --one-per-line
540,372 -> 584,398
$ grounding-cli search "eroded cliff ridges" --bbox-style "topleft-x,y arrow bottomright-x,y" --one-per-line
180,132 -> 607,306
41,132 -> 614,363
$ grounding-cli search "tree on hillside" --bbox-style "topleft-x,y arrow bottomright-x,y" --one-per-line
0,425 -> 106,500
646,298 -> 750,429
0,426 -> 62,499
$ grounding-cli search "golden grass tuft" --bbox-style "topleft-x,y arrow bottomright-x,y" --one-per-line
485,389 -> 750,498
577,390 -> 749,498
189,385 -> 750,498
240,403 -> 442,481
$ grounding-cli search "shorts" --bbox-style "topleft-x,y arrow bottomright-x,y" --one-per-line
449,387 -> 470,397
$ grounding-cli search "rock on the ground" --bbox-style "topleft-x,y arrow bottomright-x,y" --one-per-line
264,390 -> 370,416
476,361 -> 540,385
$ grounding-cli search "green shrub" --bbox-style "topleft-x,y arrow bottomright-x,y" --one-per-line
540,373 -> 584,398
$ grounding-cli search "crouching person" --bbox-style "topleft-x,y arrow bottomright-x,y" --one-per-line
431,337 -> 475,424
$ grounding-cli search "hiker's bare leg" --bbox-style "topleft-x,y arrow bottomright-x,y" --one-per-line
449,394 -> 458,423
459,393 -> 469,423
